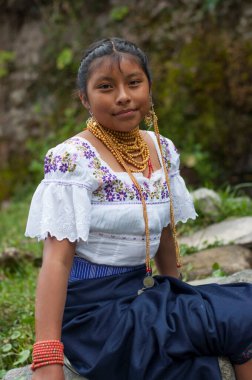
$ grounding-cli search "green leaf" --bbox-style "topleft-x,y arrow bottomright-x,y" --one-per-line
212,268 -> 226,277
0,50 -> 15,78
2,343 -> 12,352
110,6 -> 129,21
212,262 -> 220,271
56,48 -> 73,70
203,0 -> 221,12
0,370 -> 7,378
14,349 -> 31,365
10,330 -> 21,340
212,262 -> 226,277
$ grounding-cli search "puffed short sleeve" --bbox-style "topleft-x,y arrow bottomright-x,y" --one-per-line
160,136 -> 197,224
25,140 -> 98,242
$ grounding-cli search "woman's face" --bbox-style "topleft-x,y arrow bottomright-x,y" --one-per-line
81,54 -> 151,132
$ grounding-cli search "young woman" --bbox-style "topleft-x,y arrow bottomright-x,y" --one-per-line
25,38 -> 252,380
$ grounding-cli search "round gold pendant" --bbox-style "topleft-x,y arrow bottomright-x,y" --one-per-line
143,275 -> 155,288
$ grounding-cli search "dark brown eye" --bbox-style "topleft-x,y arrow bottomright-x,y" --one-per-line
98,83 -> 113,90
129,80 -> 141,87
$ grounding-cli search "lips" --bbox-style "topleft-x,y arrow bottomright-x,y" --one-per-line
114,109 -> 137,116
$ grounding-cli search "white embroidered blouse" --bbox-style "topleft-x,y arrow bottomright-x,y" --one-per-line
25,131 -> 197,266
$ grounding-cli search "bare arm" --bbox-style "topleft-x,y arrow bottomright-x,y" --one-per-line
154,225 -> 179,278
32,236 -> 75,379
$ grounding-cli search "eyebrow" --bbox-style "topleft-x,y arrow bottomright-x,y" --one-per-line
94,72 -> 145,82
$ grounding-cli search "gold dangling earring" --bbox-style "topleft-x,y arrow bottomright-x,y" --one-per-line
144,97 -> 159,130
144,110 -> 153,130
86,109 -> 98,130
144,96 -> 155,130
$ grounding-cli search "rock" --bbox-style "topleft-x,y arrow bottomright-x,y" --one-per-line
189,269 -> 252,286
2,360 -> 235,380
3,363 -> 87,380
218,269 -> 252,284
191,188 -> 221,215
218,357 -> 236,380
0,247 -> 34,267
9,89 -> 27,107
180,216 -> 252,249
183,245 -> 252,280
0,247 -> 20,264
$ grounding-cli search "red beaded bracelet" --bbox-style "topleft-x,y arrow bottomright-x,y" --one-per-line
31,340 -> 64,371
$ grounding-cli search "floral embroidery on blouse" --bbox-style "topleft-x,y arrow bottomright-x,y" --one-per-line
60,137 -> 172,203
160,136 -> 173,169
44,151 -> 78,174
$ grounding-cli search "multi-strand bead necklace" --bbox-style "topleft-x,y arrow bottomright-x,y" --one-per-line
86,115 -> 181,290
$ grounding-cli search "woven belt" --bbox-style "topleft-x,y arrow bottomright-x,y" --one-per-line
69,256 -> 144,281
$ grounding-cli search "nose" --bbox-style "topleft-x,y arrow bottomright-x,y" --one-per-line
115,85 -> 131,105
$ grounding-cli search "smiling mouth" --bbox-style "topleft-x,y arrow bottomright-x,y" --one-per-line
114,109 -> 137,116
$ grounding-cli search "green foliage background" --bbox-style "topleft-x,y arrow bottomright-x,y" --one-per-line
1,0 -> 252,200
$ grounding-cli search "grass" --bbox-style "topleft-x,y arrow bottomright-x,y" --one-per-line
0,186 -> 251,376
0,263 -> 38,378
0,195 -> 42,377
0,195 -> 42,258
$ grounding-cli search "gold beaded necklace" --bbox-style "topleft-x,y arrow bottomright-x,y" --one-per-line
86,115 -> 181,289
87,119 -> 150,172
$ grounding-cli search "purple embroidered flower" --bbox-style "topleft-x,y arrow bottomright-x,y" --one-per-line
44,164 -> 50,174
72,153 -> 78,161
84,149 -> 95,159
50,162 -> 57,172
102,173 -> 116,182
161,182 -> 169,199
104,183 -> 114,194
161,189 -> 165,199
143,181 -> 149,189
100,166 -> 110,173
54,155 -> 62,164
81,142 -> 90,149
44,156 -> 50,165
44,155 -> 52,174
142,191 -> 148,200
59,163 -> 68,172
132,184 -> 141,200
106,192 -> 116,202
116,191 -> 127,201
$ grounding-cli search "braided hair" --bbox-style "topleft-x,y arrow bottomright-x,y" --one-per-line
77,38 -> 152,97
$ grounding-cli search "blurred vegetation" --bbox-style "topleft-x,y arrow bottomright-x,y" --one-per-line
0,0 -> 252,200
0,50 -> 15,78
0,262 -> 37,378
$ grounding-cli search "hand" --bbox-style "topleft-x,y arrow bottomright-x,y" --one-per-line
32,364 -> 65,380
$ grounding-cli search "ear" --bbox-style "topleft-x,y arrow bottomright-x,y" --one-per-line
79,91 -> 90,110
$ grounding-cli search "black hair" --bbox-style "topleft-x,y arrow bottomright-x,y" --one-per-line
77,37 -> 152,96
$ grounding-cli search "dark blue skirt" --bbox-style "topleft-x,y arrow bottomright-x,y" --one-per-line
62,265 -> 252,380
